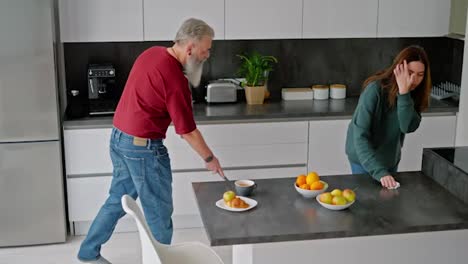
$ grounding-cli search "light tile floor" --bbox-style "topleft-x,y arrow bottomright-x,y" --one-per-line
0,228 -> 232,264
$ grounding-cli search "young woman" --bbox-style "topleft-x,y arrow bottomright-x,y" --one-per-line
345,45 -> 432,188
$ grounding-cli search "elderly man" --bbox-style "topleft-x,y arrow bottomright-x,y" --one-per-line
78,18 -> 225,264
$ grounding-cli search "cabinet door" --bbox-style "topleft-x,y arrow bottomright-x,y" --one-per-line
143,0 -> 224,41
377,0 -> 451,37
303,0 -> 378,38
308,119 -> 352,176
450,0 -> 468,35
59,0 -> 144,42
399,115 -> 456,172
225,0 -> 302,39
64,128 -> 113,175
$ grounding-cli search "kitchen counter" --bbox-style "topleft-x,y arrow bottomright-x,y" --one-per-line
423,147 -> 468,204
192,172 -> 468,246
63,97 -> 458,129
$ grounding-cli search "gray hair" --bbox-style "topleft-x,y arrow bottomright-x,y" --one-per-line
174,18 -> 214,44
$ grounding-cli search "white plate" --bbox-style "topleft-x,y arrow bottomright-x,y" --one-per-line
316,195 -> 355,210
215,196 -> 258,212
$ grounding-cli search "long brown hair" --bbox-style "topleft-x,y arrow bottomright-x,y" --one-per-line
363,45 -> 432,112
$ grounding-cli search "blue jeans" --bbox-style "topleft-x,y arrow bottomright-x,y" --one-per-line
78,128 -> 173,261
350,162 -> 398,175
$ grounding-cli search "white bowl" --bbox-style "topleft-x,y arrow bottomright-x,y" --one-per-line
316,195 -> 355,210
294,181 -> 328,198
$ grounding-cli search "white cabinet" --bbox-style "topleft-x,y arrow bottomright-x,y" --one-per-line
450,0 -> 468,35
165,121 -> 309,170
303,0 -> 378,38
399,115 -> 457,171
377,0 -> 451,37
225,0 -> 303,39
64,128 -> 113,175
306,116 -> 457,176
64,121 -> 309,232
59,0 -> 144,42
308,119 -> 352,176
143,0 -> 224,41
63,122 -> 308,175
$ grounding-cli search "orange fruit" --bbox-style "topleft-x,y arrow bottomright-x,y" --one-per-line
310,181 -> 324,190
296,175 -> 307,186
299,184 -> 310,190
306,171 -> 320,184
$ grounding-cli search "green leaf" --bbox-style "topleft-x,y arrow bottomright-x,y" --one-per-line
236,52 -> 278,87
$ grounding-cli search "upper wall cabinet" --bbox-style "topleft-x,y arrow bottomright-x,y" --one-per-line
303,0 -> 378,38
377,0 -> 451,37
143,0 -> 225,41
225,0 -> 302,39
450,0 -> 468,35
59,0 -> 144,42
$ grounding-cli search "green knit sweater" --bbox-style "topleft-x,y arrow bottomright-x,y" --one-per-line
345,81 -> 421,181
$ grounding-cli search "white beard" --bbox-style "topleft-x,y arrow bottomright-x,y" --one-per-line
184,55 -> 204,87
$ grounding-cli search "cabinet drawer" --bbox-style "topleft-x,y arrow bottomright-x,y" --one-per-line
64,122 -> 309,174
167,121 -> 309,170
170,143 -> 307,170
64,128 -> 113,175
399,115 -> 456,171
166,121 -> 309,148
308,119 -> 352,175
67,176 -> 112,222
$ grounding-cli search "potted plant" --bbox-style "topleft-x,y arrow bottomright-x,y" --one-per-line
237,52 -> 278,105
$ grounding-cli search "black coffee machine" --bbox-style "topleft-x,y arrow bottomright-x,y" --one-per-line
87,64 -> 118,115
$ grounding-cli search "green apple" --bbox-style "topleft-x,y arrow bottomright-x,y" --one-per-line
319,192 -> 333,204
342,189 -> 356,203
223,191 -> 236,202
330,189 -> 342,196
332,196 -> 347,205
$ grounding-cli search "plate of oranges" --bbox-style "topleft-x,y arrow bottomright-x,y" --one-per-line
294,172 -> 328,198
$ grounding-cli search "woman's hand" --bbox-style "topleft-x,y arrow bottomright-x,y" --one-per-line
380,175 -> 397,188
394,60 -> 415,95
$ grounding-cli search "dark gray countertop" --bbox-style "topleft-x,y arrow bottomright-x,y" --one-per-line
63,97 -> 458,129
192,172 -> 468,246
423,147 -> 468,204
430,147 -> 468,174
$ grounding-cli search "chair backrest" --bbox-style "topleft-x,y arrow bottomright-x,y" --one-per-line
121,195 -> 163,264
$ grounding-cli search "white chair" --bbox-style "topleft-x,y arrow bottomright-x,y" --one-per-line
121,195 -> 225,264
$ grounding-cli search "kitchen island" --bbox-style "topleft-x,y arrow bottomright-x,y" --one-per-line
193,171 -> 468,264
62,98 -> 460,236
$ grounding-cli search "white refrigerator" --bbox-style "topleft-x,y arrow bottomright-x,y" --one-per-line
0,0 -> 67,246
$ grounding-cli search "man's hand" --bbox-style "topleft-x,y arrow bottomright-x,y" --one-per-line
394,60 -> 415,95
181,129 -> 225,178
205,156 -> 225,178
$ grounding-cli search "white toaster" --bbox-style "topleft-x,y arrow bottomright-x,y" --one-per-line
205,81 -> 238,103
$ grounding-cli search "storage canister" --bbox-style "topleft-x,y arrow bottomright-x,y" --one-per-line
312,85 -> 329,100
330,84 -> 346,99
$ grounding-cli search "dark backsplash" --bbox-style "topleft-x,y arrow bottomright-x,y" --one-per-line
63,37 -> 463,105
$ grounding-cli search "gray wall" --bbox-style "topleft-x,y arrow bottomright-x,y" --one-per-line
62,37 -> 463,107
